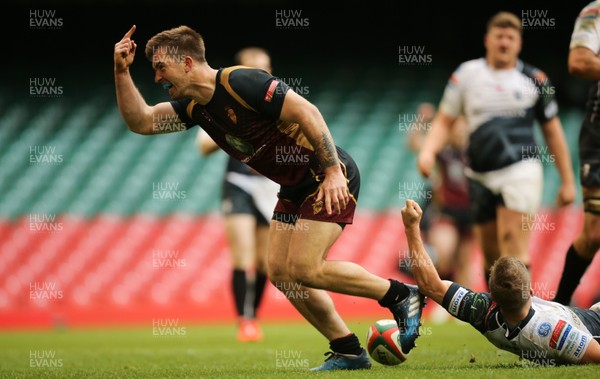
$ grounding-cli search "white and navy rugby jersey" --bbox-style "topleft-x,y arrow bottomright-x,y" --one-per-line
438,58 -> 558,172
570,0 -> 600,122
442,283 -> 593,365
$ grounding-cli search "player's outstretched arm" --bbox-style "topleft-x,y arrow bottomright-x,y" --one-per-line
581,337 -> 600,364
114,25 -> 183,135
417,111 -> 455,178
540,117 -> 577,206
280,90 -> 348,216
401,199 -> 452,304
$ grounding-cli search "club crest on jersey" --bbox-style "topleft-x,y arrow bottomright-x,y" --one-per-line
225,134 -> 254,156
312,200 -> 323,215
537,322 -> 551,337
225,106 -> 237,124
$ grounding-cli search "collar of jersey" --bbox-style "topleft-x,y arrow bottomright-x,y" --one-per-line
496,306 -> 535,340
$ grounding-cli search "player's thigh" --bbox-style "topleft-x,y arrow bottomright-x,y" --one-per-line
579,116 -> 600,193
578,116 -> 600,250
496,206 -> 529,237
496,207 -> 532,261
579,188 -> 600,255
473,219 -> 499,268
428,220 -> 460,257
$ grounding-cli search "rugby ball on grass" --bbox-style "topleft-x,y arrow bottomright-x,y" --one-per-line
366,319 -> 406,365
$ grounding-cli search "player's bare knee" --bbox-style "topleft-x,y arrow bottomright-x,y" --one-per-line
287,262 -> 323,288
268,272 -> 293,288
267,261 -> 290,284
500,228 -> 514,242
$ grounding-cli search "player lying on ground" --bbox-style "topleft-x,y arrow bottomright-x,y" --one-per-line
401,199 -> 600,365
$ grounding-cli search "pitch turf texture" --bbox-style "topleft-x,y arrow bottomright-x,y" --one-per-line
1,320 -> 597,378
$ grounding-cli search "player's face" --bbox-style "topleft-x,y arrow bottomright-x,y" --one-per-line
151,50 -> 188,100
484,27 -> 522,69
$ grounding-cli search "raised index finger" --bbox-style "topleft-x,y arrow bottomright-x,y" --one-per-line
123,25 -> 136,39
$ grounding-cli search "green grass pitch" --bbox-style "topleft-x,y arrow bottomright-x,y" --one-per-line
0,319 -> 598,378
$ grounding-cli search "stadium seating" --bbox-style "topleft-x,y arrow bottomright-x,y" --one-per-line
1,68 -> 598,329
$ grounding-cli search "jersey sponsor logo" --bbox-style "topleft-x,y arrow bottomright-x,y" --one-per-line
549,320 -> 569,350
537,322 -> 551,337
549,320 -> 565,349
264,80 -> 279,102
574,335 -> 588,358
448,287 -> 468,317
557,325 -> 572,351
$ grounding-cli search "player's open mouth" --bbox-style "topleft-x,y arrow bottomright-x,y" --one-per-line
162,82 -> 173,90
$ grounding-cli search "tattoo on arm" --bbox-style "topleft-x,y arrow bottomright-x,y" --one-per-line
316,132 -> 339,168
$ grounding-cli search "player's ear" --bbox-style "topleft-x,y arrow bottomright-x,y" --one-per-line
183,56 -> 194,73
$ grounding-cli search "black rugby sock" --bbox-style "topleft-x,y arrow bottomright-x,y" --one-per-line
252,271 -> 268,316
554,245 -> 592,305
329,333 -> 362,356
378,279 -> 410,308
232,269 -> 247,317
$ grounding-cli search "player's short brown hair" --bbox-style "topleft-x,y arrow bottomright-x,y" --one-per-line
234,47 -> 272,73
489,256 -> 530,312
487,11 -> 522,35
234,47 -> 270,65
145,25 -> 205,63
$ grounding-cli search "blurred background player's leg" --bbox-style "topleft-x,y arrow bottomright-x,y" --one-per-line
223,213 -> 264,341
427,212 -> 473,288
554,114 -> 600,306
467,178 -> 500,287
221,176 -> 277,342
496,207 -> 532,268
554,187 -> 600,305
